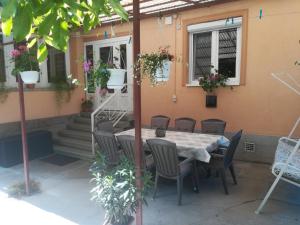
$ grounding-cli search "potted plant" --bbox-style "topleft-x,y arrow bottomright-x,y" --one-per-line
81,97 -> 94,112
90,155 -> 152,225
199,69 -> 229,108
84,60 -> 126,93
138,47 -> 174,86
10,45 -> 39,88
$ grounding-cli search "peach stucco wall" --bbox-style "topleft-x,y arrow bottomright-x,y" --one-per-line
0,36 -> 86,123
138,0 -> 300,137
0,0 -> 299,138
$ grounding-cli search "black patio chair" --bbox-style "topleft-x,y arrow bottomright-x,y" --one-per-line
117,135 -> 154,170
151,115 -> 170,130
96,120 -> 114,133
93,131 -> 122,167
207,130 -> 243,194
175,117 -> 196,133
201,119 -> 226,135
146,139 -> 199,205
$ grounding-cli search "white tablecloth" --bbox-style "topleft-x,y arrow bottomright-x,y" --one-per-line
116,128 -> 229,163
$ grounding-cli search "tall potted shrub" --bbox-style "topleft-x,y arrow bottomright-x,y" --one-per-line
10,45 -> 39,88
138,47 -> 174,86
90,155 -> 152,225
199,69 -> 229,108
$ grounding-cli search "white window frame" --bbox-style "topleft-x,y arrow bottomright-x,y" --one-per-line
1,33 -> 70,88
188,17 -> 242,86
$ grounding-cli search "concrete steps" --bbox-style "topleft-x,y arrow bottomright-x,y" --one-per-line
53,111 -> 134,160
53,145 -> 94,160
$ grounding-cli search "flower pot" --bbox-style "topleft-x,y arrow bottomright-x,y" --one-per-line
206,95 -> 217,108
107,69 -> 126,90
155,128 -> 166,137
155,60 -> 171,82
20,71 -> 39,84
26,84 -> 35,89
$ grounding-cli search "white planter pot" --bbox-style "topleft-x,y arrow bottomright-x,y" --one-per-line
155,60 -> 171,82
107,69 -> 126,90
20,71 -> 39,84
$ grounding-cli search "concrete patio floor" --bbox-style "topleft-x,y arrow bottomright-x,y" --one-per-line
0,159 -> 299,225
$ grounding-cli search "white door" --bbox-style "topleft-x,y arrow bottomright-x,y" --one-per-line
84,36 -> 133,112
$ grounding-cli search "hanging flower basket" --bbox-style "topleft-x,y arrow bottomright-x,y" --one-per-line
20,71 -> 39,84
107,69 -> 126,90
138,47 -> 174,86
155,60 -> 172,82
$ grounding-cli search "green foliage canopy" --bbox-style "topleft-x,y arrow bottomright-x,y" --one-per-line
0,0 -> 128,62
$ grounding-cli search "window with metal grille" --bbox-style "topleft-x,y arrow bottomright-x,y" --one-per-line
188,17 -> 242,85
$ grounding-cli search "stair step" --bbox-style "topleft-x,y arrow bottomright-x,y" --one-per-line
54,137 -> 92,152
74,116 -> 91,125
67,123 -> 91,132
58,129 -> 92,141
53,145 -> 94,160
80,112 -> 92,118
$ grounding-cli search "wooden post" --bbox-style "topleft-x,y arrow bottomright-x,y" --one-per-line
18,75 -> 30,195
133,1 -> 142,225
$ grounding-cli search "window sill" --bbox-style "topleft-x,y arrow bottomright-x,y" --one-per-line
186,83 -> 241,87
3,87 -> 58,92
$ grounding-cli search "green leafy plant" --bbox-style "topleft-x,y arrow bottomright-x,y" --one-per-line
0,0 -> 128,62
84,60 -> 112,90
90,156 -> 153,225
0,82 -> 9,103
138,47 -> 174,85
51,74 -> 80,108
10,45 -> 39,76
198,68 -> 229,93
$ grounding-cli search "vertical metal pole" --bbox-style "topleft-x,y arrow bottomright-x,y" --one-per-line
18,75 -> 30,195
133,1 -> 142,225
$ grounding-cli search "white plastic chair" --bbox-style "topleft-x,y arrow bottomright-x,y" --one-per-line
255,136 -> 300,214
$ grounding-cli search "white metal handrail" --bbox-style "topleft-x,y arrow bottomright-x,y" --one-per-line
91,84 -> 131,154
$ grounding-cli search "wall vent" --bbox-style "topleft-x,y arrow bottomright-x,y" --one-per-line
244,141 -> 255,152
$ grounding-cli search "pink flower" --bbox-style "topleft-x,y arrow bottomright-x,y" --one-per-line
10,49 -> 21,58
83,60 -> 92,73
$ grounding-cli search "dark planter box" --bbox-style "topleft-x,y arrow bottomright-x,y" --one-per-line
206,95 -> 217,108
0,130 -> 53,168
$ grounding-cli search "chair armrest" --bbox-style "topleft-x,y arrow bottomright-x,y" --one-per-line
179,157 -> 194,166
211,153 -> 224,159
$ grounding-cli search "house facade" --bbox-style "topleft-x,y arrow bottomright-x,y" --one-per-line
0,0 -> 299,163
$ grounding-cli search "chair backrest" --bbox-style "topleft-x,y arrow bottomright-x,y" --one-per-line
117,135 -> 147,168
201,119 -> 226,135
151,115 -> 170,129
146,139 -> 179,178
96,121 -> 114,133
175,117 -> 196,133
224,130 -> 243,168
93,131 -> 120,166
117,135 -> 136,163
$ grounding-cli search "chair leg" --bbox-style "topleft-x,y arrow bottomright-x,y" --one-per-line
193,161 -> 200,193
177,176 -> 183,205
229,164 -> 237,185
153,172 -> 159,199
220,169 -> 229,195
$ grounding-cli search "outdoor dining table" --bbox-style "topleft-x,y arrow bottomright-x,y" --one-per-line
116,128 -> 229,163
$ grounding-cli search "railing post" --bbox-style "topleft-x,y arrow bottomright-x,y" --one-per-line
91,114 -> 95,155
